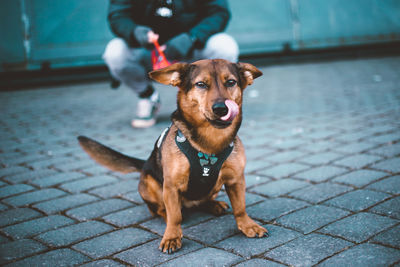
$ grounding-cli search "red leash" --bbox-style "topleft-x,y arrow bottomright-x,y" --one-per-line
151,40 -> 171,70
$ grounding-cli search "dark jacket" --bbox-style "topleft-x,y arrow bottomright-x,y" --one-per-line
108,0 -> 231,48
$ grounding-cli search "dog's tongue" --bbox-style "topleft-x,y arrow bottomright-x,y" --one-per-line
220,100 -> 239,122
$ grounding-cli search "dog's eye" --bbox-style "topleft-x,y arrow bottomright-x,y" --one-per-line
225,79 -> 237,87
195,82 -> 208,89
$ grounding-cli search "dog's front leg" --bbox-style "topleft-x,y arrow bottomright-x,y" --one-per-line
225,178 -> 268,238
159,184 -> 183,253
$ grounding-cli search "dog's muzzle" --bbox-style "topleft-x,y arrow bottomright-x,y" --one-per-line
210,100 -> 239,128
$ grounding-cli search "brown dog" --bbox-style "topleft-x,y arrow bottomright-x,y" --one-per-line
78,59 -> 267,253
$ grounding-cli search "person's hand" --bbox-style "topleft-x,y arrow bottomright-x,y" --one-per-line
164,33 -> 193,60
147,31 -> 159,43
134,26 -> 154,48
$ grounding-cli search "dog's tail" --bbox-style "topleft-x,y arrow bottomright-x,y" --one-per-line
77,136 -> 145,173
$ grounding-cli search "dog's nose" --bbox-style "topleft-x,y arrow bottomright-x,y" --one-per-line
212,102 -> 229,117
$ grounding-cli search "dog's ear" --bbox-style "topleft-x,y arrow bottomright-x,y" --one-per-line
149,63 -> 189,87
236,62 -> 263,88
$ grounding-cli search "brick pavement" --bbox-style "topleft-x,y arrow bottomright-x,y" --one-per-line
1,55 -> 400,266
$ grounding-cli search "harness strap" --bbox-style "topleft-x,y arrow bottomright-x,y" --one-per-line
175,129 -> 234,200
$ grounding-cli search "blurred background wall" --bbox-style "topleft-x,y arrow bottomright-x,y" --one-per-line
1,0 -> 400,72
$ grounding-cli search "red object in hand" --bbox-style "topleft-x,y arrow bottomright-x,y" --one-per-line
151,40 -> 171,70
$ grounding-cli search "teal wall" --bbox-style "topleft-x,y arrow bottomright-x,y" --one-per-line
1,0 -> 399,71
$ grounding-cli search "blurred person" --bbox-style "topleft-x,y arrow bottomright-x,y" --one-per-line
103,0 -> 239,128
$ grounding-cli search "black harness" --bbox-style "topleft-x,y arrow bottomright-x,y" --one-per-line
157,126 -> 234,200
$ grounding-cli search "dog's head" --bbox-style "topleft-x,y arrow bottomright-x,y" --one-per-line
149,59 -> 262,129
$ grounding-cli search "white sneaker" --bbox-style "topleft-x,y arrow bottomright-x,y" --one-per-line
131,91 -> 161,128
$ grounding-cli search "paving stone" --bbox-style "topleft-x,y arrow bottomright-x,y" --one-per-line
249,178 -> 309,197
0,235 -> 9,243
368,142 -> 400,157
367,132 -> 400,144
324,189 -> 391,212
66,199 -> 132,221
60,175 -> 118,193
244,174 -> 271,188
257,163 -> 310,179
3,169 -> 59,184
33,193 -> 99,214
264,151 -> 306,163
216,191 -> 266,211
103,205 -> 152,227
215,224 -> 301,257
295,166 -> 348,182
185,215 -> 240,244
0,184 -> 34,199
140,217 -> 166,236
332,169 -> 388,187
0,181 -> 6,187
4,248 -> 90,267
265,233 -> 352,267
369,196 -> 400,219
298,152 -> 343,165
0,239 -> 47,264
73,228 -> 156,259
2,215 -> 74,239
35,221 -> 113,247
334,142 -> 378,154
0,204 -> 7,211
289,182 -> 352,203
30,171 -> 85,187
80,259 -> 126,267
88,179 -> 139,198
277,205 -> 350,234
245,159 -> 273,174
301,140 -> 340,153
371,157 -> 400,173
157,247 -> 242,267
319,243 -> 400,267
367,175 -> 400,194
235,258 -> 286,267
0,208 -> 41,227
247,198 -> 309,222
0,166 -> 30,179
3,188 -> 66,207
318,212 -> 398,243
121,191 -> 145,204
115,238 -> 203,267
333,154 -> 382,169
372,224 -> 400,248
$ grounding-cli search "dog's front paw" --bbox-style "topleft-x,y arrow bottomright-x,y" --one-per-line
159,228 -> 183,254
238,217 -> 268,238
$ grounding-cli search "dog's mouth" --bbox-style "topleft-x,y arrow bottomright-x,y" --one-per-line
207,118 -> 233,129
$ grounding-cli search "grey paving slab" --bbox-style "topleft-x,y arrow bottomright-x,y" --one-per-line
319,243 -> 400,267
368,142 -> 400,157
244,174 -> 271,188
249,178 -> 310,197
184,215 -> 240,244
371,157 -> 400,173
294,165 -> 349,182
33,193 -> 99,214
277,205 -> 350,234
65,199 -> 132,221
0,184 -> 34,198
60,175 -> 118,193
2,188 -> 67,207
30,171 -> 85,187
1,215 -> 74,239
80,259 -> 126,267
4,248 -> 90,267
298,151 -> 343,165
247,197 -> 309,222
88,179 -> 139,198
72,228 -> 156,259
265,233 -> 352,267
289,182 -> 352,203
35,221 -> 114,247
215,224 -> 301,257
235,258 -> 286,267
0,208 -> 41,227
324,189 -> 391,212
0,239 -> 47,265
157,247 -> 242,267
256,163 -> 310,179
2,169 -> 59,184
115,238 -> 203,267
318,212 -> 398,243
333,154 -> 383,169
369,196 -> 400,219
102,205 -> 152,227
332,169 -> 388,187
372,224 -> 400,248
367,175 -> 400,194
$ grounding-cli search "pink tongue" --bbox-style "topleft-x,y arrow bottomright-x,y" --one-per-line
221,100 -> 239,121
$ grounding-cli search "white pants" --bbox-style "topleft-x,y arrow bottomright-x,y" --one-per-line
103,33 -> 239,94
